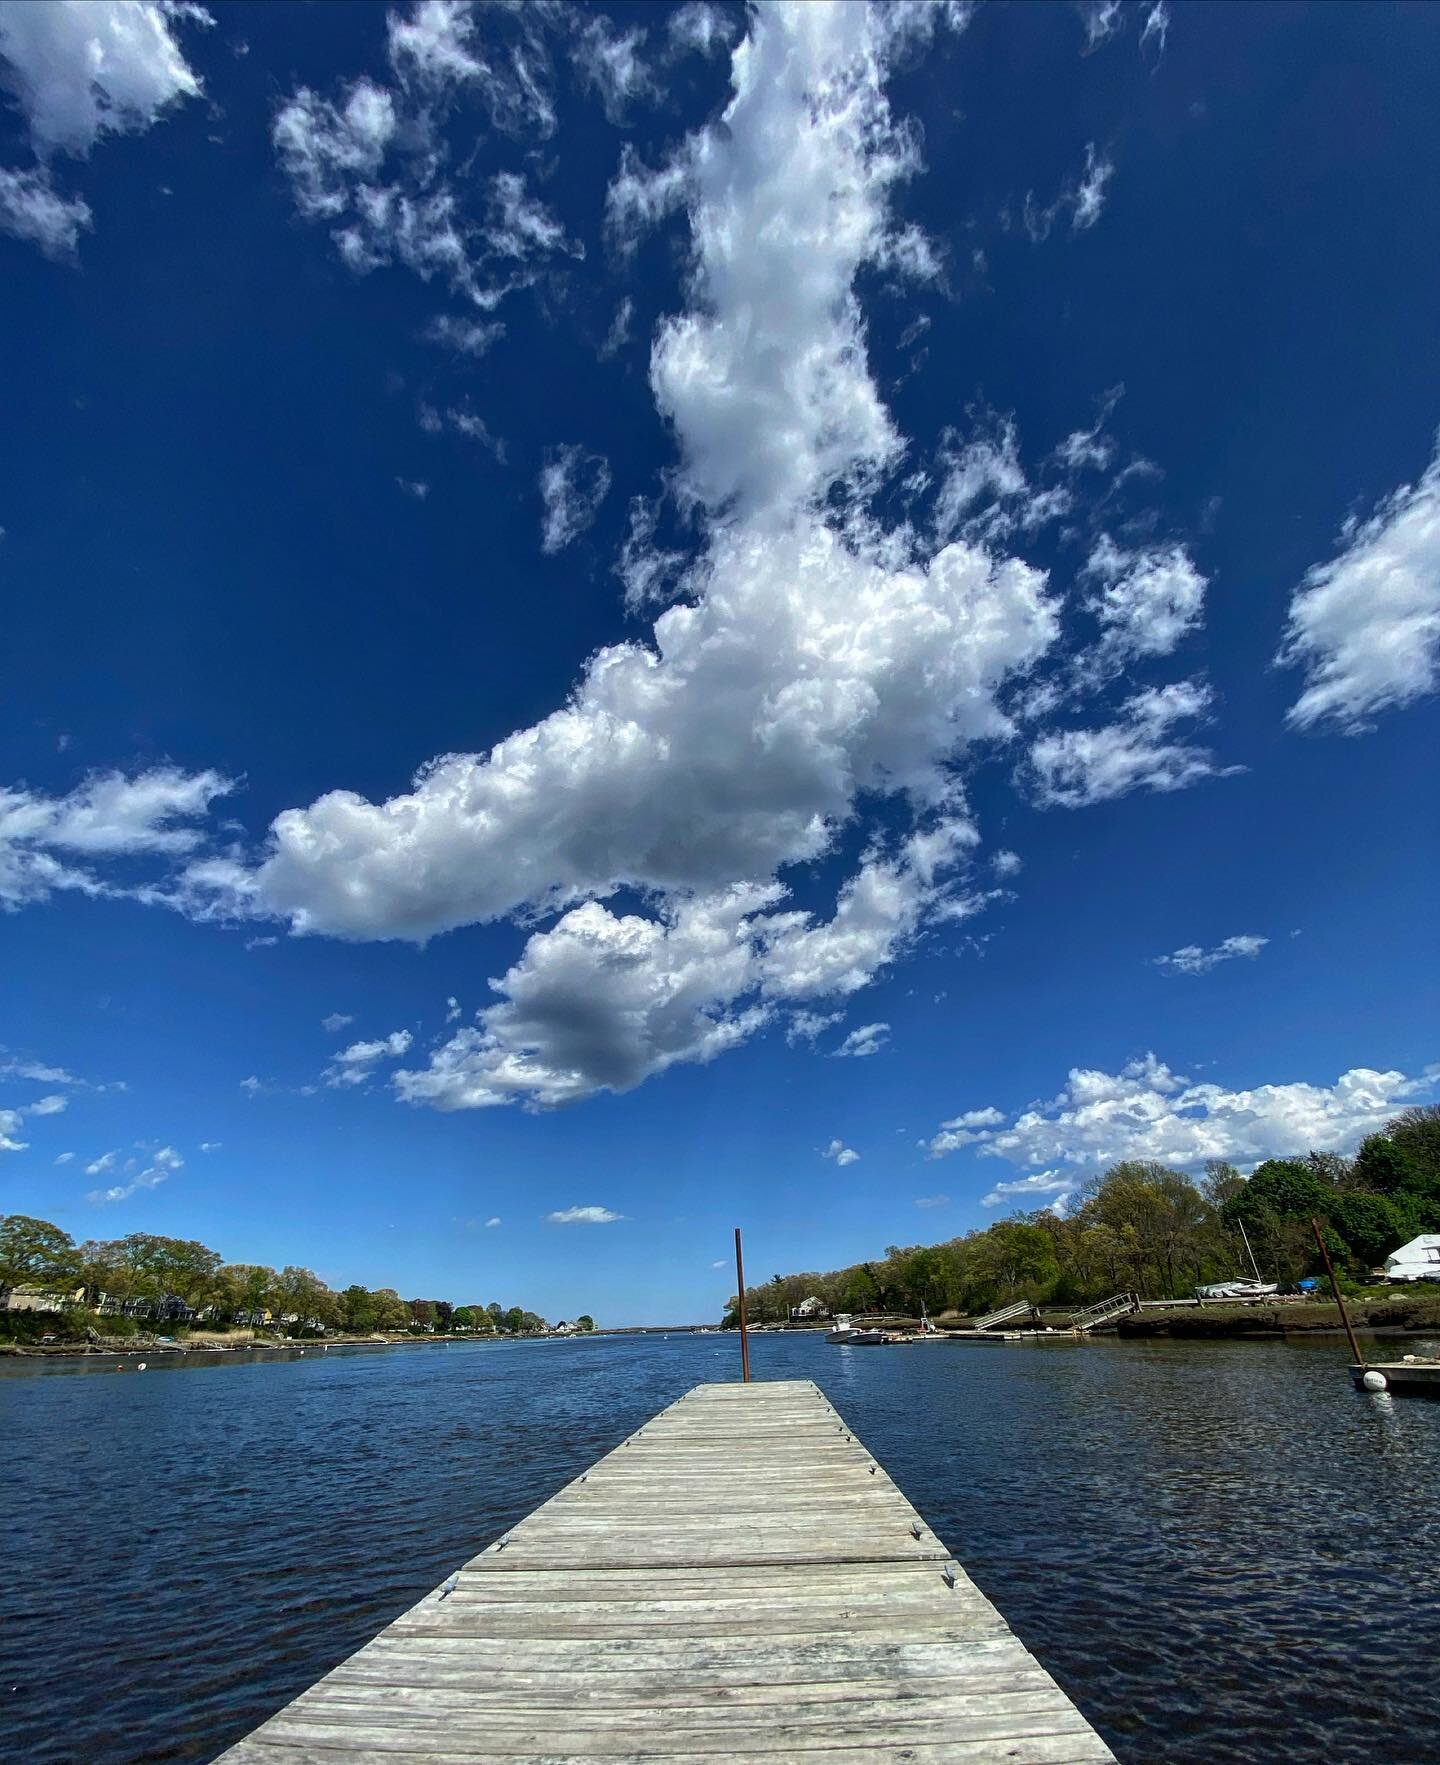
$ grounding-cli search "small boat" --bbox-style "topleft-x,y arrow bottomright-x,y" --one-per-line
826,1313 -> 889,1345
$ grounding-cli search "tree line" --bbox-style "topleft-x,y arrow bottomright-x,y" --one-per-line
0,1215 -> 595,1338
724,1106 -> 1440,1324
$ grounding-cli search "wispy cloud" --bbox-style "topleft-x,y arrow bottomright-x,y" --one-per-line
832,1023 -> 890,1059
546,1205 -> 624,1224
86,1145 -> 183,1206
1153,934 -> 1268,975
980,1169 -> 1074,1210
821,1139 -> 860,1168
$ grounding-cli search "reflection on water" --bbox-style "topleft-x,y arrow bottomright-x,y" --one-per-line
3,1332 -> 1438,1763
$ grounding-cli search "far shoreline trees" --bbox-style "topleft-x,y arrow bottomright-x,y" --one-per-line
0,1218 -> 583,1342
724,1106 -> 1440,1325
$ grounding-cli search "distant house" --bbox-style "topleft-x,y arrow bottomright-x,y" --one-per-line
96,1294 -> 161,1319
1,1284 -> 85,1315
789,1296 -> 829,1320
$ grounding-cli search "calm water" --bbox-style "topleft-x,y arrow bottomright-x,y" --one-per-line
4,1331 -> 1439,1764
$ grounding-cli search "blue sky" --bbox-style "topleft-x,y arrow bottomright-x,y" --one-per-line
1,0 -> 1436,1325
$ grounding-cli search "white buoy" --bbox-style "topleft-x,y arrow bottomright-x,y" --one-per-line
1362,1370 -> 1387,1392
137,1361 -> 147,1372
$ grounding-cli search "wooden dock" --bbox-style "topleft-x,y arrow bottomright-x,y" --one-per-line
1351,1359 -> 1440,1393
220,1379 -> 1114,1763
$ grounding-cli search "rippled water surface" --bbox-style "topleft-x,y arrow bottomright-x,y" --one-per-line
4,1331 -> 1439,1763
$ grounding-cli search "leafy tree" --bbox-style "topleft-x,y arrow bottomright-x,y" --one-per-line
838,1264 -> 880,1313
1329,1191 -> 1407,1264
1227,1160 -> 1327,1224
504,1306 -> 526,1333
451,1306 -> 476,1329
275,1266 -> 339,1328
0,1215 -> 79,1292
433,1300 -> 454,1331
1388,1105 -> 1440,1185
340,1284 -> 377,1331
370,1287 -> 410,1330
219,1263 -> 277,1314
1201,1161 -> 1246,1208
575,1314 -> 595,1332
408,1298 -> 436,1330
1351,1135 -> 1418,1198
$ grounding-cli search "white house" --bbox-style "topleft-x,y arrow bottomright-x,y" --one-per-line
789,1295 -> 829,1320
1383,1235 -> 1440,1282
1,1284 -> 85,1314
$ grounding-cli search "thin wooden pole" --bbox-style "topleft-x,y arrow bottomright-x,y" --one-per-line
734,1226 -> 751,1384
1310,1215 -> 1364,1367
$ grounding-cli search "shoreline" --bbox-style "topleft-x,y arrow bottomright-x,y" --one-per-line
0,1330 -> 560,1361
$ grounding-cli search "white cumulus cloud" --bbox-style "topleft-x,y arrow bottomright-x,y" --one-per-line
0,0 -> 207,157
1279,436 -> 1440,733
546,1205 -> 623,1224
1083,535 -> 1207,660
924,1054 -> 1431,1172
0,1 -> 209,256
822,1139 -> 860,1167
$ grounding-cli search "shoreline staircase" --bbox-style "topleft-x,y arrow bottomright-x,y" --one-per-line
1070,1291 -> 1140,1332
972,1298 -> 1041,1331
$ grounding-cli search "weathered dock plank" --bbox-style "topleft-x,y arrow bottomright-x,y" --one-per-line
219,1380 -> 1113,1763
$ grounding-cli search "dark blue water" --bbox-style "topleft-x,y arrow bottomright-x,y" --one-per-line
3,1332 -> 1438,1764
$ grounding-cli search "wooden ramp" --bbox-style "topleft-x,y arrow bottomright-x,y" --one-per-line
221,1380 -> 1113,1763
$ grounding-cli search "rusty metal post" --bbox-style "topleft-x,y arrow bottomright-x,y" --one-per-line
1310,1215 -> 1365,1368
734,1226 -> 751,1384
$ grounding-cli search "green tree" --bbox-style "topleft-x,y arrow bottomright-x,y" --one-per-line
370,1287 -> 410,1330
0,1215 -> 79,1292
275,1266 -> 339,1328
1329,1191 -> 1407,1264
504,1306 -> 526,1333
340,1284 -> 377,1331
451,1306 -> 476,1329
1388,1106 -> 1440,1186
219,1263 -> 277,1315
1351,1135 -> 1418,1198
575,1314 -> 595,1332
1201,1161 -> 1246,1208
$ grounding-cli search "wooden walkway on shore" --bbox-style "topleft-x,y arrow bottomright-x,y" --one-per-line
220,1380 -> 1114,1763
